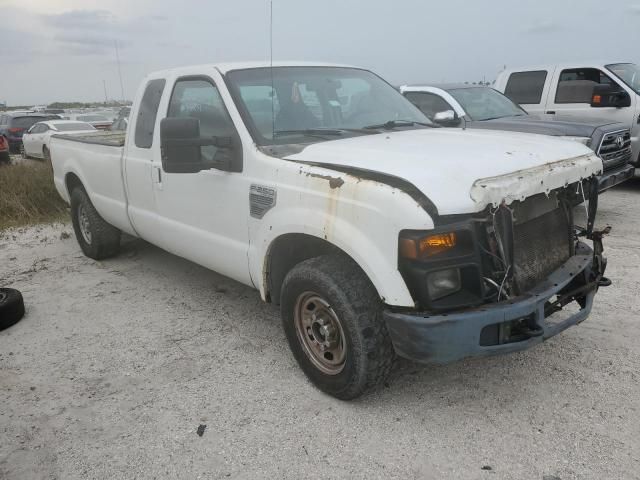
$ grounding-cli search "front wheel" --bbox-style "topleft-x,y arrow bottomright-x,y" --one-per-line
281,254 -> 395,400
70,187 -> 121,260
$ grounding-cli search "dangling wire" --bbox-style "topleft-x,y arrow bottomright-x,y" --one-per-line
579,180 -> 589,225
498,265 -> 511,300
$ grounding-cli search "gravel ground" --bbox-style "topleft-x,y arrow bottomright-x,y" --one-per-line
1,177 -> 640,480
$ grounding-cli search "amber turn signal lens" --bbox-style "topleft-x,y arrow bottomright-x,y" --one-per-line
592,95 -> 601,104
399,232 -> 457,259
420,232 -> 456,256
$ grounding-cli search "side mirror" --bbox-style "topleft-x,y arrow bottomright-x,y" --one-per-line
160,117 -> 242,174
591,84 -> 631,108
160,117 -> 204,173
433,110 -> 461,127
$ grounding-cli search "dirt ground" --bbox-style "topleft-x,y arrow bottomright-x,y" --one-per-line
1,177 -> 640,480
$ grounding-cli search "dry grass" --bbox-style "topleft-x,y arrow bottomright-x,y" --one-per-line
0,160 -> 68,229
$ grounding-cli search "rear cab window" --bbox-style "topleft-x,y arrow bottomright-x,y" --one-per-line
135,78 -> 167,149
504,71 -> 548,105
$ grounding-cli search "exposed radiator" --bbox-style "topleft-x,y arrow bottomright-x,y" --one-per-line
511,202 -> 572,293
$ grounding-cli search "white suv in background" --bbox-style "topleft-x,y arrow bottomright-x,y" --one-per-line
494,62 -> 640,166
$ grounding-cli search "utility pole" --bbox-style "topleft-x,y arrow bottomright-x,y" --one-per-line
103,80 -> 108,105
114,40 -> 125,104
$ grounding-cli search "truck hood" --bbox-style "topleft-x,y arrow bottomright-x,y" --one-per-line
284,128 -> 602,216
474,114 -> 624,138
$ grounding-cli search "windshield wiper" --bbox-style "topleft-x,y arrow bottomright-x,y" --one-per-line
273,128 -> 345,137
363,119 -> 434,130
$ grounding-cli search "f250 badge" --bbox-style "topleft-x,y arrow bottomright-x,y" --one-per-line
249,185 -> 277,219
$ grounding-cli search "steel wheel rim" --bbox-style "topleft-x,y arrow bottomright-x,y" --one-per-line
294,291 -> 347,375
78,204 -> 92,245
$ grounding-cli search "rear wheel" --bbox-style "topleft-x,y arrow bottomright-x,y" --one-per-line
70,187 -> 121,260
281,254 -> 395,400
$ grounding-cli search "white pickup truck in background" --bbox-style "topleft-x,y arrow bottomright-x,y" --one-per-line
50,62 -> 609,399
495,62 -> 640,167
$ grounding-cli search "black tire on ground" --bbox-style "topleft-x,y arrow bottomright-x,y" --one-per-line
280,254 -> 395,400
70,187 -> 121,260
0,288 -> 25,331
0,152 -> 8,164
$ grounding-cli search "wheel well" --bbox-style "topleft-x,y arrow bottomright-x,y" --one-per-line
65,172 -> 83,196
266,234 -> 346,305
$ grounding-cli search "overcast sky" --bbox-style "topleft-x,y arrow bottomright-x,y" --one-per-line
1,0 -> 639,105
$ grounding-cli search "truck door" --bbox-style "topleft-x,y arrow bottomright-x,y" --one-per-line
544,67 -> 636,126
148,74 -> 252,286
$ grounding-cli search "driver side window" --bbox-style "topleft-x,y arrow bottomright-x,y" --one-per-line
555,68 -> 616,104
403,92 -> 453,120
167,78 -> 236,163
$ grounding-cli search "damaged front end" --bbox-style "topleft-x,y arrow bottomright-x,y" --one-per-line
385,177 -> 610,364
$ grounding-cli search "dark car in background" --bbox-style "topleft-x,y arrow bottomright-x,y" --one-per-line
0,113 -> 60,153
0,134 -> 9,163
401,84 -> 635,192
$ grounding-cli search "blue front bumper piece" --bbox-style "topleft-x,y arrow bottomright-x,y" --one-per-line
384,245 -> 597,364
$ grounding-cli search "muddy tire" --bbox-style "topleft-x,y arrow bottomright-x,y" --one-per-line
70,187 -> 120,260
281,254 -> 395,400
0,288 -> 25,331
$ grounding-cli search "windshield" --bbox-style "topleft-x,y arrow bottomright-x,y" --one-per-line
53,122 -> 96,132
77,115 -> 109,122
225,66 -> 431,145
447,87 -> 526,121
606,63 -> 640,94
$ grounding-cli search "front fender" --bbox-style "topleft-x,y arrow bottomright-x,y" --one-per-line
248,167 -> 435,307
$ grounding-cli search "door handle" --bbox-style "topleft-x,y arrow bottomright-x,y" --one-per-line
546,110 -> 556,114
152,165 -> 163,190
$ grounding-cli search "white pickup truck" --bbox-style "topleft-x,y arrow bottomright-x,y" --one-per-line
495,62 -> 640,167
50,62 -> 609,399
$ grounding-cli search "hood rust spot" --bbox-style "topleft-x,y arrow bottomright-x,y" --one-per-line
305,172 -> 345,189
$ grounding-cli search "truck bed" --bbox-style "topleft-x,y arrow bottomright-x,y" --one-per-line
50,130 -> 135,237
53,131 -> 126,147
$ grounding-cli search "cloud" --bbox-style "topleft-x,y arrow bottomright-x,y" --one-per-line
43,9 -> 116,30
523,21 -> 562,34
54,33 -> 130,56
0,27 -> 47,64
628,4 -> 640,14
